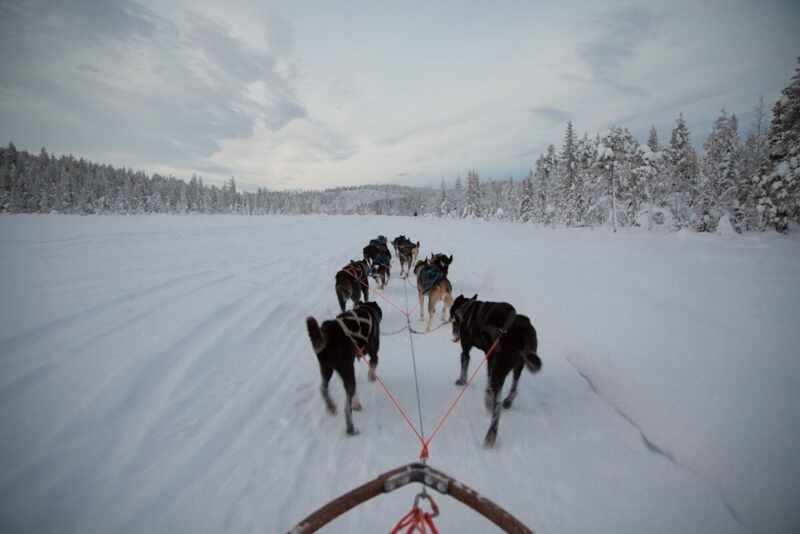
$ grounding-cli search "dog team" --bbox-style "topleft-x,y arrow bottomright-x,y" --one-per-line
305,233 -> 542,447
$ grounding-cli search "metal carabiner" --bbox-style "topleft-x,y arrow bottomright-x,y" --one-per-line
413,492 -> 440,518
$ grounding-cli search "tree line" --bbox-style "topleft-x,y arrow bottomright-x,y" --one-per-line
2,58 -> 798,232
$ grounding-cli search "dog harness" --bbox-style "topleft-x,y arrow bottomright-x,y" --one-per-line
418,265 -> 446,294
336,309 -> 373,351
457,300 -> 517,339
342,261 -> 367,281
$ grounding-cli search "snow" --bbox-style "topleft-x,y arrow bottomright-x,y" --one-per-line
715,214 -> 736,236
1,215 -> 799,533
597,145 -> 614,159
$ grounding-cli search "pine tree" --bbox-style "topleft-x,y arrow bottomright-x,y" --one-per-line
756,57 -> 800,232
519,170 -> 535,222
665,113 -> 700,228
740,97 -> 770,230
596,127 -> 641,229
541,145 -> 558,224
488,178 -> 504,219
648,126 -> 659,153
635,143 -> 662,229
453,176 -> 464,216
641,127 -> 670,217
502,176 -> 516,220
575,133 -> 596,225
464,170 -> 481,218
533,156 -> 547,223
699,109 -> 742,231
559,121 -> 579,225
439,178 -> 449,217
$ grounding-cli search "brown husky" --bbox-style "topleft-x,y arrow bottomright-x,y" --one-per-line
414,254 -> 454,331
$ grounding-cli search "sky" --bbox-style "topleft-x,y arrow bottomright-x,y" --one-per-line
0,0 -> 798,191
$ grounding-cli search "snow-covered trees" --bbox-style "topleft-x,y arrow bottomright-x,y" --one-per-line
535,145 -> 557,224
463,170 -> 482,218
755,57 -> 800,232
665,113 -> 700,228
439,178 -> 450,217
739,98 -> 770,230
558,121 -> 580,226
519,170 -> 535,222
698,109 -> 741,231
4,57 -> 800,234
594,127 -> 642,230
0,144 -> 440,216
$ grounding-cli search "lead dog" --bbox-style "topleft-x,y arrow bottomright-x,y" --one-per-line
449,294 -> 542,447
306,302 -> 382,436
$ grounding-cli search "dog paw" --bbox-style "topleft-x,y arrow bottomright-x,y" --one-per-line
346,427 -> 360,436
502,399 -> 513,409
368,367 -> 377,382
351,399 -> 363,411
455,378 -> 466,386
326,403 -> 337,415
483,430 -> 497,448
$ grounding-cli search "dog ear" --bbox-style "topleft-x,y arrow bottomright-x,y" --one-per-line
448,255 -> 453,264
472,293 -> 478,300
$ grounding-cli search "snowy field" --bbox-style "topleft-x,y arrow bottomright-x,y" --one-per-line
1,214 -> 799,534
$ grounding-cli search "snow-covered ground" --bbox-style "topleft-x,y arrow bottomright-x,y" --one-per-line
1,215 -> 798,533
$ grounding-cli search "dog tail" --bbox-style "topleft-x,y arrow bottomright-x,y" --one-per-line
306,317 -> 327,355
524,351 -> 542,373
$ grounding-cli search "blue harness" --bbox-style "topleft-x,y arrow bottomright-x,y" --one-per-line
418,265 -> 446,294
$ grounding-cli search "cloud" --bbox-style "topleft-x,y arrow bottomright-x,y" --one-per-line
1,0 -> 798,188
0,0 -> 305,173
575,5 -> 656,98
529,106 -> 573,124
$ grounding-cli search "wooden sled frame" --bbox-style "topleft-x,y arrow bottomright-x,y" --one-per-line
288,462 -> 533,533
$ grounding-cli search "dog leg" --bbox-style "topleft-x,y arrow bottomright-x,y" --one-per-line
484,391 -> 502,447
502,365 -> 523,409
344,393 -> 358,435
341,367 -> 359,436
418,291 -> 425,321
351,392 -> 362,411
320,366 -> 336,414
336,290 -> 346,313
426,296 -> 437,332
442,293 -> 453,322
456,349 -> 470,385
484,358 -> 497,411
367,353 -> 378,382
484,372 -> 507,447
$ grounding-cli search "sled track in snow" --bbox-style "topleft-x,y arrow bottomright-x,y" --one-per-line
563,355 -> 748,531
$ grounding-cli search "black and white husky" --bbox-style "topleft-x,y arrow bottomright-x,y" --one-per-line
449,294 -> 542,447
306,302 -> 382,436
